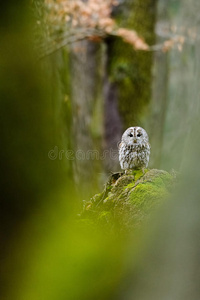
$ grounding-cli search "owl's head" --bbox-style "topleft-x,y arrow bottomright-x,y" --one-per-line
121,126 -> 149,145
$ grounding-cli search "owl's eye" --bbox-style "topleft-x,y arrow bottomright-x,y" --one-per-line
129,133 -> 133,137
137,133 -> 142,137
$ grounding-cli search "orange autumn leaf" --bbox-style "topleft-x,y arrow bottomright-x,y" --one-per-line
117,28 -> 149,50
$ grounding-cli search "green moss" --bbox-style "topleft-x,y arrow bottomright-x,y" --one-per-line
107,0 -> 158,128
93,193 -> 102,203
81,169 -> 175,230
129,182 -> 168,210
132,169 -> 148,181
98,211 -> 112,223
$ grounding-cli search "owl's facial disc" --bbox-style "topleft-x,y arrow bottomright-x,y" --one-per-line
136,133 -> 142,143
127,131 -> 137,144
122,126 -> 148,147
127,131 -> 136,143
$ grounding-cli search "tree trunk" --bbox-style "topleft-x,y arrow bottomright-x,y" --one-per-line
148,0 -> 169,168
70,40 -> 102,197
103,0 -> 158,173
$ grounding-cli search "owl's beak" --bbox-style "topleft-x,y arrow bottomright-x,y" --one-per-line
134,139 -> 137,143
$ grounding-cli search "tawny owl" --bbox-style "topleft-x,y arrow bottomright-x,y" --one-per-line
119,127 -> 150,172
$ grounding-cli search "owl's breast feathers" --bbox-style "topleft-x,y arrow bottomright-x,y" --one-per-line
119,142 -> 149,151
119,141 -> 150,170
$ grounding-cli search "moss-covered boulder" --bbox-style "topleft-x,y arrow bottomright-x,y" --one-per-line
80,169 -> 176,231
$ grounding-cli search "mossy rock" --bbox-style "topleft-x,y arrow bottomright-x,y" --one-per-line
80,169 -> 176,231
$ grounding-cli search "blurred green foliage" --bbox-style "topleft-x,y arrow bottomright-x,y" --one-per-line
2,1 -> 200,300
0,2 -> 125,300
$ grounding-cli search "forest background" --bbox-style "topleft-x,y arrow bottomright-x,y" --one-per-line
34,0 -> 197,197
1,0 -> 200,299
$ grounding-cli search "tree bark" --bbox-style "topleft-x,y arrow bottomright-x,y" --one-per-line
103,0 -> 158,173
148,0 -> 169,168
70,40 -> 102,196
